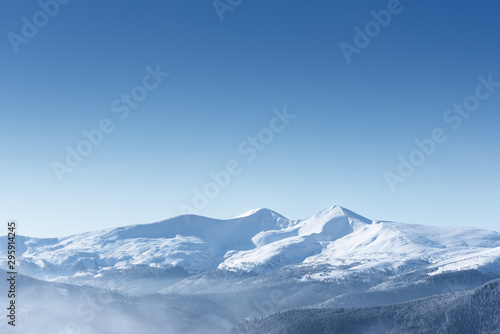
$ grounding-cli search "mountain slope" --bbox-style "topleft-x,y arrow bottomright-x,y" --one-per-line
1,205 -> 500,296
2,206 -> 500,332
232,278 -> 500,334
0,269 -> 223,334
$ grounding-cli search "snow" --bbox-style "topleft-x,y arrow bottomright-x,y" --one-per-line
234,208 -> 266,218
2,205 -> 500,287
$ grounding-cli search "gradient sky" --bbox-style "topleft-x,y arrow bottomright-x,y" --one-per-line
1,0 -> 499,237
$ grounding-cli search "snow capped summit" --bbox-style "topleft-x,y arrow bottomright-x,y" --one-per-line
234,208 -> 286,220
297,205 -> 372,237
2,205 -> 500,293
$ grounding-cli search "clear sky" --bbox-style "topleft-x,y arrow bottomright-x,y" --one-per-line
1,0 -> 499,237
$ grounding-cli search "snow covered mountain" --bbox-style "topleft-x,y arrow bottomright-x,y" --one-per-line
3,205 -> 500,332
2,205 -> 500,296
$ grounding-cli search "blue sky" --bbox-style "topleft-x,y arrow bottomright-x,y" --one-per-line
1,0 -> 499,237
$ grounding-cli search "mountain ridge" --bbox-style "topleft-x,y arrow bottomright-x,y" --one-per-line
2,205 -> 500,295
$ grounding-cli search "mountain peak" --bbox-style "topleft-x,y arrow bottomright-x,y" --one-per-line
5,204 -> 500,294
234,208 -> 286,220
317,205 -> 372,223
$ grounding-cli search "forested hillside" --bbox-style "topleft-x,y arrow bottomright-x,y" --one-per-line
233,279 -> 500,334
